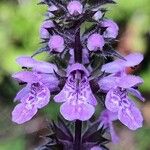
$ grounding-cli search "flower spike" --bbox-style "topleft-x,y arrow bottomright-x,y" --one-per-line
11,0 -> 145,149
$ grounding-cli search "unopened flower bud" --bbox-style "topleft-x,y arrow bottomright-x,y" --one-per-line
101,19 -> 119,38
93,11 -> 103,21
67,1 -> 83,16
87,33 -> 105,51
48,35 -> 65,52
48,5 -> 58,12
40,20 -> 54,39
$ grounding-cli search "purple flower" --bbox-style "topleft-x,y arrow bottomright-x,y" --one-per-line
101,19 -> 119,39
12,56 -> 59,124
99,110 -> 119,143
105,88 -> 143,130
12,83 -> 50,124
99,73 -> 144,130
54,63 -> 97,121
40,20 -> 55,39
99,53 -> 145,130
102,53 -> 144,73
87,33 -> 105,51
48,35 -> 65,52
67,0 -> 83,16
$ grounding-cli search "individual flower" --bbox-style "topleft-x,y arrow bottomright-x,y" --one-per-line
67,0 -> 83,16
48,35 -> 65,52
99,75 -> 144,130
12,82 -> 50,124
40,20 -> 55,39
99,53 -> 144,130
99,110 -> 119,143
87,33 -> 105,51
101,19 -> 119,39
105,86 -> 144,130
12,56 -> 59,124
54,63 -> 97,121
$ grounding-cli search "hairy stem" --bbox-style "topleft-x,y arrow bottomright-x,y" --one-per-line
74,29 -> 82,63
73,25 -> 83,150
74,120 -> 82,150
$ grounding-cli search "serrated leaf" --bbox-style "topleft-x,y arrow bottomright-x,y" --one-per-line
57,117 -> 74,141
31,46 -> 49,57
52,122 -> 73,142
82,122 -> 100,140
83,125 -> 109,144
102,49 -> 125,60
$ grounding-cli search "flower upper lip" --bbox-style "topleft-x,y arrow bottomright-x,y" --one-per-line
101,53 -> 144,73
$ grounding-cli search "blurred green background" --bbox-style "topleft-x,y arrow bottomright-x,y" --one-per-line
0,0 -> 150,150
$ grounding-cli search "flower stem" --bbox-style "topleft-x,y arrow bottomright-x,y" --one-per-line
74,28 -> 82,63
73,23 -> 83,150
74,120 -> 82,150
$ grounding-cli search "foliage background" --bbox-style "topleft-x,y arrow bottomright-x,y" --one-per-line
0,0 -> 150,149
